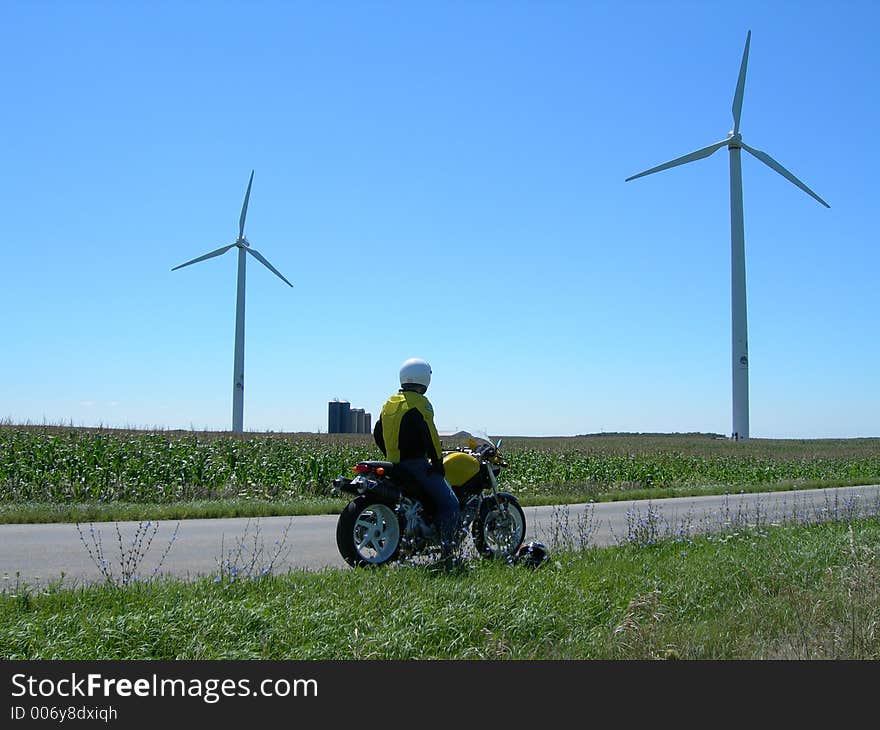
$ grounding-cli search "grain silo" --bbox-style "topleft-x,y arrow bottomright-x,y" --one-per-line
328,400 -> 342,434
338,401 -> 351,433
330,400 -> 372,434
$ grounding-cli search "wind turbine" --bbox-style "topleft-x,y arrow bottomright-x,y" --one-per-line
172,171 -> 293,434
625,31 -> 829,441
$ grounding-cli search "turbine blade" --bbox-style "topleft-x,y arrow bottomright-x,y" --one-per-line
239,170 -> 254,239
732,30 -> 751,135
245,247 -> 293,287
171,243 -> 236,271
625,139 -> 729,182
741,142 -> 831,208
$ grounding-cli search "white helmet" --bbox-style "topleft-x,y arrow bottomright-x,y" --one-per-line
399,358 -> 432,389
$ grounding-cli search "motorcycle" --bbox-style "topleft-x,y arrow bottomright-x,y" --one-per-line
331,432 -> 526,567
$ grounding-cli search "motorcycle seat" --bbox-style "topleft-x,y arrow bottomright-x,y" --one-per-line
361,460 -> 396,471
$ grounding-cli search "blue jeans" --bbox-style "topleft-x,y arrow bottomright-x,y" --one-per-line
397,458 -> 460,548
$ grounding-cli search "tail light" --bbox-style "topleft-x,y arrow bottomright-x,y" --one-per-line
353,463 -> 387,476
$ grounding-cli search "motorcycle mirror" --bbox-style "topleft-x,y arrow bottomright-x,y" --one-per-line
496,438 -> 503,450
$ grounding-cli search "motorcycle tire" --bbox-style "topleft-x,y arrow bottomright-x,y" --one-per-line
336,495 -> 402,567
472,492 -> 526,559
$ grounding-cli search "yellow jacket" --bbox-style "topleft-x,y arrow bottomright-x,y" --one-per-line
375,390 -> 443,465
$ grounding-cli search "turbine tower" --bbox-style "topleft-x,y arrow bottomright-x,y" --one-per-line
625,31 -> 829,441
172,171 -> 293,433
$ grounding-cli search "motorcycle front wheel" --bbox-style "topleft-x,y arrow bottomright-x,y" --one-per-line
472,492 -> 526,559
336,496 -> 402,567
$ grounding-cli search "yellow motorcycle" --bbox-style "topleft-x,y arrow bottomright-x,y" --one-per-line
332,433 -> 526,567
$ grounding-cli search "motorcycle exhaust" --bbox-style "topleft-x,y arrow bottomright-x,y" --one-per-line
332,477 -> 359,496
363,480 -> 403,503
332,476 -> 402,503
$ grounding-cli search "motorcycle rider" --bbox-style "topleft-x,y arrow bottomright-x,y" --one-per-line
373,358 -> 460,555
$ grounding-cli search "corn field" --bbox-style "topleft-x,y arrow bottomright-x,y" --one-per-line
1,426 -> 879,504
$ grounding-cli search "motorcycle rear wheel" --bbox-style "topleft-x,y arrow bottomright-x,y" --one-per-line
472,493 -> 526,559
336,496 -> 402,567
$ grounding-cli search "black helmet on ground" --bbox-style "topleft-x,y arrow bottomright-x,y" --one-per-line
513,540 -> 550,568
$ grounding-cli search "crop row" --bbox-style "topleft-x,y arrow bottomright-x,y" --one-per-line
1,427 -> 879,504
0,430 -> 375,503
503,449 -> 880,495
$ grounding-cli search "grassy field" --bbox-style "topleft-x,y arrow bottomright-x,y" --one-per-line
2,515 -> 878,659
1,425 -> 878,523
3,426 -> 878,660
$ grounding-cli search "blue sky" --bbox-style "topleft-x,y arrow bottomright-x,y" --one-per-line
2,0 -> 877,439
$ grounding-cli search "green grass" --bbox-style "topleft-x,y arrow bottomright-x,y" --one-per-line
3,477 -> 876,524
1,425 -> 878,524
0,498 -> 349,524
3,517 -> 878,659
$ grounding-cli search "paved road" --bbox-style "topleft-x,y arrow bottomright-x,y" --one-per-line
2,484 -> 879,588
